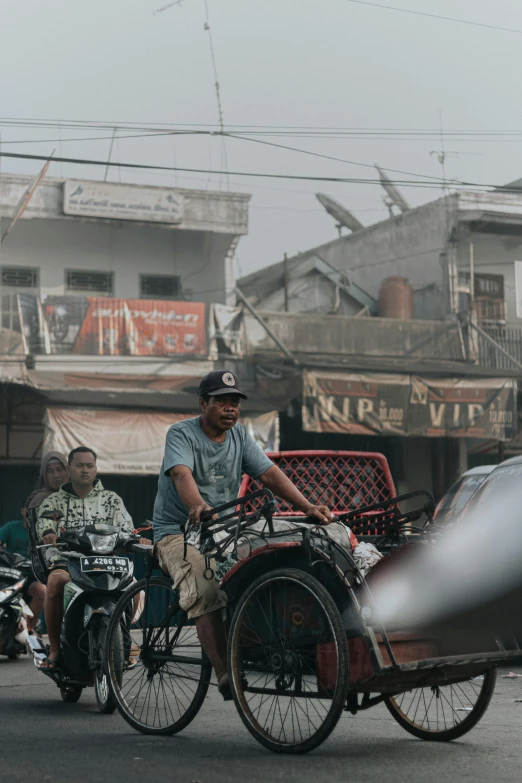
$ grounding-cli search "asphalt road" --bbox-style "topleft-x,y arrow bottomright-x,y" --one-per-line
2,652 -> 522,783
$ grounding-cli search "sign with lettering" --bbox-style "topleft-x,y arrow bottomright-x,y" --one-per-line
63,180 -> 184,224
17,294 -> 206,356
302,371 -> 517,440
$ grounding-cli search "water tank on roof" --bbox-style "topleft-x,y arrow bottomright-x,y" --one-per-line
378,276 -> 414,319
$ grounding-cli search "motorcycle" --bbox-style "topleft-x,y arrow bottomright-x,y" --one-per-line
27,513 -> 140,713
0,550 -> 34,659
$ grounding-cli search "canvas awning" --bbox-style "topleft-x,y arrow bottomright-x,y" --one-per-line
302,370 -> 518,440
43,407 -> 279,475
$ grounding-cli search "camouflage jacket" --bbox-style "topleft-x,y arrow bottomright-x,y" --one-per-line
36,479 -> 133,541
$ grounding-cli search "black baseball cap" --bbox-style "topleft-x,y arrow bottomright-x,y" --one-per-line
198,370 -> 248,399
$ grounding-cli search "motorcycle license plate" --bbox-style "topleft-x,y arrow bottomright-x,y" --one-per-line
80,556 -> 130,573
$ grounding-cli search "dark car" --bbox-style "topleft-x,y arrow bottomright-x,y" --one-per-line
434,465 -> 496,526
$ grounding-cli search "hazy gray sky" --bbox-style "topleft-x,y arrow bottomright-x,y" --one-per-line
2,0 -> 522,285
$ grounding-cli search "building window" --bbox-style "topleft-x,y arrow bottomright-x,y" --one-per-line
1,265 -> 39,289
474,273 -> 505,324
140,274 -> 181,299
66,270 -> 113,297
0,266 -> 40,331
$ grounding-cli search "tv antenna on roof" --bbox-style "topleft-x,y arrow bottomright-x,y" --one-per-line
315,193 -> 365,236
375,164 -> 411,215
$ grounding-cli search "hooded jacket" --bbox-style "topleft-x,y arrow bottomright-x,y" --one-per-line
36,479 -> 133,541
25,451 -> 68,510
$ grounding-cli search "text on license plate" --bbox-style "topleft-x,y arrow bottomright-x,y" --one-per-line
80,556 -> 131,573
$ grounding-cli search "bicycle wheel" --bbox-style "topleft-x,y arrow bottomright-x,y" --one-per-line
106,576 -> 211,735
385,668 -> 497,741
228,567 -> 349,754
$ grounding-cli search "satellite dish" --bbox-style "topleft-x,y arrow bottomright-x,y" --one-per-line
316,193 -> 365,234
375,164 -> 410,213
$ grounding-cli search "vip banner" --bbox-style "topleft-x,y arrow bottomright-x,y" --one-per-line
44,408 -> 279,474
18,294 -> 206,357
303,371 -> 517,441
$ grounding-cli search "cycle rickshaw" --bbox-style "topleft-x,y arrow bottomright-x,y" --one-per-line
104,474 -> 522,754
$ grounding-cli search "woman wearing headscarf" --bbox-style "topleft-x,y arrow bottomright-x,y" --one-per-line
25,451 -> 69,512
22,451 -> 68,632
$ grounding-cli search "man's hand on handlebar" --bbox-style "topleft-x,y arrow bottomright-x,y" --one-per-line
43,532 -> 58,545
188,503 -> 214,527
137,537 -> 151,546
303,504 -> 334,525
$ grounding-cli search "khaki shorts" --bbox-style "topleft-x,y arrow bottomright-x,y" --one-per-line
154,534 -> 227,620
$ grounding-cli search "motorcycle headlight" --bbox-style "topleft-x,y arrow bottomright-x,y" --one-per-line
86,532 -> 119,554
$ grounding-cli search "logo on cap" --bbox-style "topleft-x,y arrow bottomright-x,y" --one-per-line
222,372 -> 235,387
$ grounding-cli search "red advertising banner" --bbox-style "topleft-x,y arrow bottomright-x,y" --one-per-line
18,294 -> 207,356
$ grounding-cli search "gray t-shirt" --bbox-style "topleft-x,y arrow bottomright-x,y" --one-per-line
153,416 -> 273,542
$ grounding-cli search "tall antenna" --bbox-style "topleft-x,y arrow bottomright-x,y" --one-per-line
203,0 -> 229,190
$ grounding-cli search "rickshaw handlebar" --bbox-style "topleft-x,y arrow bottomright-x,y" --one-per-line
198,488 -> 275,531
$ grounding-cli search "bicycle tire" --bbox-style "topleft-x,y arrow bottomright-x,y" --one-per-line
106,576 -> 211,735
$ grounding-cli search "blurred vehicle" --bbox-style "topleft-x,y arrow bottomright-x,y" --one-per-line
0,549 -> 33,659
434,465 -> 496,526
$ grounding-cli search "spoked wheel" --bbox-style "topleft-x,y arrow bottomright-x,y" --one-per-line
228,568 -> 349,754
385,668 -> 497,741
94,616 -> 121,714
106,576 -> 211,735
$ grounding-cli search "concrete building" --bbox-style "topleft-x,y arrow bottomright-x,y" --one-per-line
0,174 -> 254,523
241,189 -> 522,328
0,174 -> 250,331
236,187 -> 522,502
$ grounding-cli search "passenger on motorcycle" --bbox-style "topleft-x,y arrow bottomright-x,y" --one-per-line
36,446 -> 148,670
22,451 -> 69,632
153,370 -> 333,700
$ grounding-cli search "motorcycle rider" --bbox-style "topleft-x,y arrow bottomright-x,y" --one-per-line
36,446 -> 148,670
1,505 -> 47,634
23,451 -> 69,633
153,370 -> 333,699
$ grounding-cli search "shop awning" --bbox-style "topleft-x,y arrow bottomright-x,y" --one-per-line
43,407 -> 279,475
302,370 -> 517,440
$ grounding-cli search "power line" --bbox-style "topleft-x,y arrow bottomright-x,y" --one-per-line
0,149 -> 484,189
345,0 -> 522,35
0,127 -> 454,183
1,148 -> 518,193
8,116 -> 522,136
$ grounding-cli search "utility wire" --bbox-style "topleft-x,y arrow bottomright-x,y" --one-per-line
0,127 -> 454,183
345,0 -> 522,35
7,116 -> 522,135
1,149 -> 519,193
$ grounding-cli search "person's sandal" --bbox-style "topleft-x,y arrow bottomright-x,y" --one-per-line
218,673 -> 248,701
218,673 -> 233,700
39,656 -> 60,671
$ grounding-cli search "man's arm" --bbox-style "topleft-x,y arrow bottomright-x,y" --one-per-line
112,494 -> 149,544
258,465 -> 333,524
111,494 -> 134,535
170,465 -> 212,526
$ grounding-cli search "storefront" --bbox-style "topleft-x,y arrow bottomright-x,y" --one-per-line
278,370 -> 518,500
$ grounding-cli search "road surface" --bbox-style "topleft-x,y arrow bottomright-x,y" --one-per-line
2,653 -> 522,783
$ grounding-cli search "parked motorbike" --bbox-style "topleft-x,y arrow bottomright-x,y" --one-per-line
0,551 -> 33,659
27,513 -> 139,713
